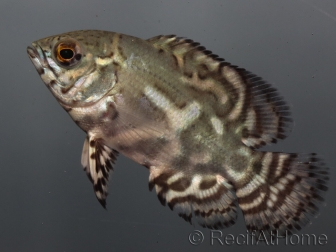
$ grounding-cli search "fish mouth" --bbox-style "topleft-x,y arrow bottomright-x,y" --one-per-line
27,43 -> 47,74
27,42 -> 91,106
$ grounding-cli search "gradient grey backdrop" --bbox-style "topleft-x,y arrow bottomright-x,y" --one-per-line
0,0 -> 335,251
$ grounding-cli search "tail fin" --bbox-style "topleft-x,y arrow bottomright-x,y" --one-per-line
236,152 -> 328,236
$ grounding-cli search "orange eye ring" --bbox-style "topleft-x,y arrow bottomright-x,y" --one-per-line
58,47 -> 74,60
54,39 -> 82,67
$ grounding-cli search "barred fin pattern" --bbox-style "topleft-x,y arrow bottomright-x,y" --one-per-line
29,31 -> 328,235
148,167 -> 238,229
81,136 -> 118,208
238,73 -> 292,148
147,35 -> 292,149
236,152 -> 328,236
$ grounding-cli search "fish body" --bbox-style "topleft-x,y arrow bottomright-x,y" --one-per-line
27,30 -> 328,234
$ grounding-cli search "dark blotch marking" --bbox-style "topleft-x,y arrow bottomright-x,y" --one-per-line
169,177 -> 191,192
99,178 -> 107,186
194,205 -> 235,226
177,101 -> 187,109
157,192 -> 166,206
271,138 -> 277,144
252,160 -> 263,174
172,54 -> 179,67
239,184 -> 267,205
75,54 -> 82,61
106,160 -> 113,170
112,61 -> 120,67
199,178 -> 217,190
99,51 -> 114,59
178,213 -> 192,224
242,128 -> 249,138
90,140 -> 95,147
167,202 -> 174,210
191,42 -> 200,47
104,101 -> 118,120
197,63 -> 209,80
118,46 -> 126,59
197,46 -> 206,51
95,163 -> 101,173
183,71 -> 193,78
148,180 -> 155,191
114,70 -> 119,83
94,182 -> 103,193
28,53 -> 36,59
49,80 -> 56,86
100,165 -> 107,176
153,170 -> 176,189
111,110 -> 119,120
184,38 -> 193,43
218,61 -> 230,70
99,65 -> 108,74
168,185 -> 226,209
203,50 -> 212,55
37,67 -> 44,75
90,153 -> 95,159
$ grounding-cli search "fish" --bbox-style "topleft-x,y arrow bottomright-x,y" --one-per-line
27,30 -> 328,235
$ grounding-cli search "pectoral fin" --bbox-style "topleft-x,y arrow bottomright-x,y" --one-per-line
81,136 -> 118,208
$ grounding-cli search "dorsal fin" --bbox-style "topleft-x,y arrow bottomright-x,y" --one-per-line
147,35 -> 292,148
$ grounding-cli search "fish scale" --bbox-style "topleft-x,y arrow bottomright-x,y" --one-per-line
27,30 -> 328,235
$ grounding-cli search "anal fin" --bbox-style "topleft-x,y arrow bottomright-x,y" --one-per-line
81,136 -> 118,208
149,167 -> 238,229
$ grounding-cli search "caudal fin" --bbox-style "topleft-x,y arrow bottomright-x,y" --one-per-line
236,152 -> 328,236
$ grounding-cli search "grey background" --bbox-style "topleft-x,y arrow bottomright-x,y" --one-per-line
0,0 -> 335,251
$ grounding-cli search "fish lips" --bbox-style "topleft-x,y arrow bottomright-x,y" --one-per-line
27,43 -> 47,75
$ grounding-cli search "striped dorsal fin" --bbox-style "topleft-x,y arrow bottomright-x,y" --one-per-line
147,35 -> 292,149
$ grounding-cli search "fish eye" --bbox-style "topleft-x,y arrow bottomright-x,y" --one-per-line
54,39 -> 82,67
60,48 -> 74,60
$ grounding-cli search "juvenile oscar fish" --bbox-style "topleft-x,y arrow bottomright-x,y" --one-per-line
27,30 -> 328,234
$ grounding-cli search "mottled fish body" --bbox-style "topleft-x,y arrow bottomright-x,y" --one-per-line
27,30 -> 328,234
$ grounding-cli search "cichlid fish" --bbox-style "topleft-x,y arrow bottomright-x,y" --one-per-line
27,30 -> 328,235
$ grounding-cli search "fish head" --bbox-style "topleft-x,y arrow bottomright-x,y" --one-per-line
27,31 -> 118,107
